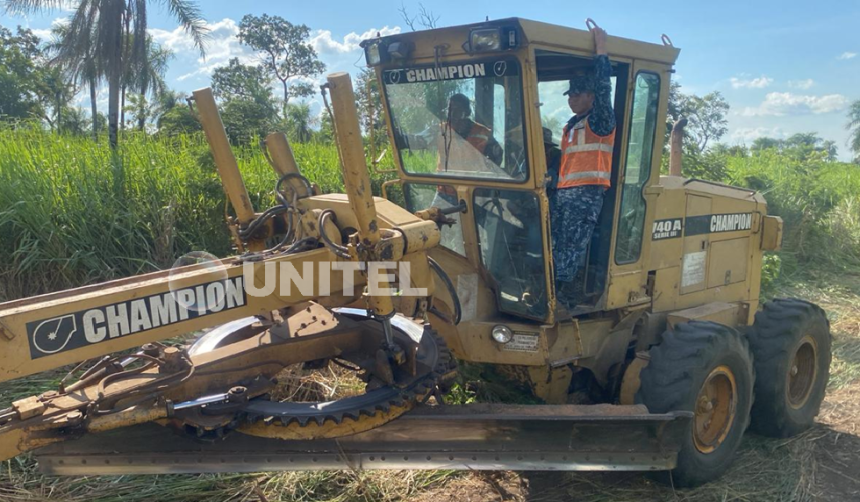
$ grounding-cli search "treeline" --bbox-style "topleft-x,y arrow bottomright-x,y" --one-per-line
0,9 -> 384,149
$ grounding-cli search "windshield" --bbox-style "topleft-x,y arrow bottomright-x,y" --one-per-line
382,58 -> 527,182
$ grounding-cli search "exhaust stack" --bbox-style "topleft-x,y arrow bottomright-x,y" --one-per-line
669,117 -> 688,177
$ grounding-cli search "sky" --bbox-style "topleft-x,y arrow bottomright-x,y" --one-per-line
2,0 -> 858,160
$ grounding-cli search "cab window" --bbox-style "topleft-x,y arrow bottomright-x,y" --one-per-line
615,72 -> 660,265
403,182 -> 466,256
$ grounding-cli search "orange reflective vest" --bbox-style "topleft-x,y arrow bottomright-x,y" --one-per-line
437,121 -> 492,196
557,118 -> 615,189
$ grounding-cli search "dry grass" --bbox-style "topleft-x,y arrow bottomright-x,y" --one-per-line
2,273 -> 860,501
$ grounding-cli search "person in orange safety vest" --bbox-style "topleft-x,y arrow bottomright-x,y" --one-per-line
552,25 -> 616,310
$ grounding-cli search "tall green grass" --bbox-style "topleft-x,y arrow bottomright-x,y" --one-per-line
0,129 -> 361,301
726,150 -> 860,275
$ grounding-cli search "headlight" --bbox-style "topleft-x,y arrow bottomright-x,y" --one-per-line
466,27 -> 518,53
386,40 -> 413,61
491,325 -> 513,344
470,28 -> 501,52
364,42 -> 382,66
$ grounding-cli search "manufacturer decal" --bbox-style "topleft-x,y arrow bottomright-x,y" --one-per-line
493,60 -> 507,77
383,60 -> 517,85
26,277 -> 246,359
652,218 -> 683,240
686,213 -> 753,236
681,251 -> 707,288
503,332 -> 540,353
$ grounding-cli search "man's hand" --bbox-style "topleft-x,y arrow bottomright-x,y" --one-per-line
591,26 -> 608,56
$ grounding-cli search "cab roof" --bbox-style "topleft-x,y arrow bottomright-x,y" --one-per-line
377,17 -> 680,66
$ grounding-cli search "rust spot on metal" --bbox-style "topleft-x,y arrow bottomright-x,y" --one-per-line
369,220 -> 378,233
381,245 -> 393,260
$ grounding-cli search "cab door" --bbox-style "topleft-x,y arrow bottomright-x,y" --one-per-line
605,61 -> 670,309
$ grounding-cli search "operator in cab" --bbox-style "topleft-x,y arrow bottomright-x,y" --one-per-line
403,93 -> 504,197
553,26 -> 615,309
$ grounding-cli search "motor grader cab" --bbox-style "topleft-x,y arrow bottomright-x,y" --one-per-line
0,18 -> 831,488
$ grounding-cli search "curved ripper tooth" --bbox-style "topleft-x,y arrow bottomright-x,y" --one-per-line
341,410 -> 360,421
297,415 -> 312,427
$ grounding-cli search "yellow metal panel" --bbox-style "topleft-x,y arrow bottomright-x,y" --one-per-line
761,215 -> 783,251
667,302 -> 740,328
707,238 -> 749,289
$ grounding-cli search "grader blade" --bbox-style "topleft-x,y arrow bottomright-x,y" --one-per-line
34,404 -> 692,475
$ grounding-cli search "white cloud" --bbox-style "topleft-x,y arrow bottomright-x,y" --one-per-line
837,52 -> 857,60
788,79 -> 815,90
741,92 -> 850,116
149,21 -> 402,82
730,75 -> 773,89
31,28 -> 53,40
730,127 -> 787,143
310,26 -> 401,55
30,17 -> 69,42
150,18 -> 255,81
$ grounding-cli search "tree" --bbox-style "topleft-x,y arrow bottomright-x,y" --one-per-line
156,105 -> 200,136
668,83 -> 729,153
46,22 -> 101,139
398,2 -> 439,31
237,14 -> 325,118
283,101 -> 316,142
355,67 -> 387,150
5,0 -> 208,148
121,34 -> 173,131
848,100 -> 860,163
0,26 -> 49,122
751,133 -> 838,161
211,58 -> 277,143
211,58 -> 272,103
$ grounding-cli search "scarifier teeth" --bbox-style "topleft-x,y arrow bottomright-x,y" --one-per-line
186,329 -> 452,434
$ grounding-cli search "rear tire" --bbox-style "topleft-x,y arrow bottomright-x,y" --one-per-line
637,321 -> 754,487
748,298 -> 831,437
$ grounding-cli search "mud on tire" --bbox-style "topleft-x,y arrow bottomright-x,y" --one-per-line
637,321 -> 754,488
748,298 -> 831,438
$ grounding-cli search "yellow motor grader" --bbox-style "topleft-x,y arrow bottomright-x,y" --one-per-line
0,18 -> 831,487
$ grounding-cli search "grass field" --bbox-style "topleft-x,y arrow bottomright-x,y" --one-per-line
1,130 -> 860,500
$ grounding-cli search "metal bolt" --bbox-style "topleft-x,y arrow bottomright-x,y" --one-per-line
791,365 -> 799,377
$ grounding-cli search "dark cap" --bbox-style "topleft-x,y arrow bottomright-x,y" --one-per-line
563,74 -> 595,96
542,127 -> 558,146
448,93 -> 470,108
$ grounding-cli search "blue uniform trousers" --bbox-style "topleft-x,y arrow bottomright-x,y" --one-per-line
550,185 -> 605,284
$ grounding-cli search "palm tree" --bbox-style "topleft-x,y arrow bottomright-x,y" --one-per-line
46,23 -> 101,140
5,0 -> 207,148
121,34 -> 173,131
848,100 -> 860,163
285,102 -> 316,143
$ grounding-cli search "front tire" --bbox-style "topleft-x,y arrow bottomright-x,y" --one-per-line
748,298 -> 831,437
637,321 -> 754,487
